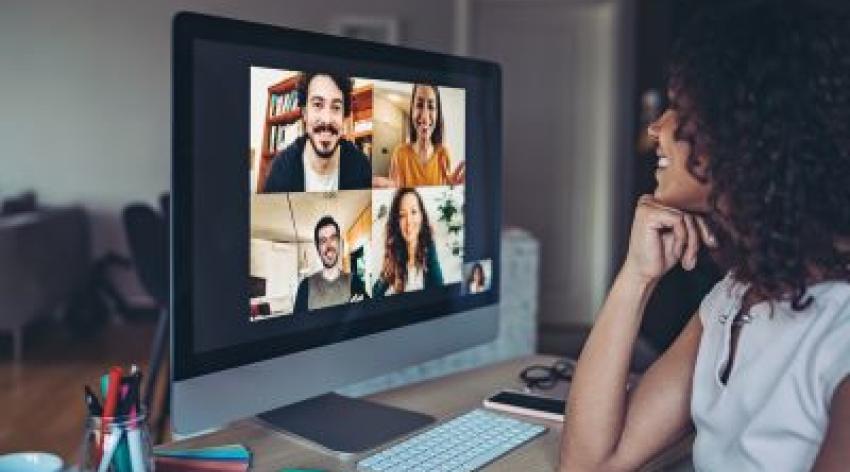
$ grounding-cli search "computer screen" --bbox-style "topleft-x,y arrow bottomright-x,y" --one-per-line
172,12 -> 502,437
248,71 -> 471,321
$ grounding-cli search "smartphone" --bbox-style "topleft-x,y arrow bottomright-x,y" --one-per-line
483,390 -> 566,422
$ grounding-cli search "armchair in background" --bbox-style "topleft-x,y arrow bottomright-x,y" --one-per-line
0,205 -> 91,361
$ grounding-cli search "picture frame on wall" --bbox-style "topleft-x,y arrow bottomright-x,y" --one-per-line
330,16 -> 400,45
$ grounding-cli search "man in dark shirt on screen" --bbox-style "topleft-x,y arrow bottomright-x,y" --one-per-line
263,72 -> 371,192
294,216 -> 361,313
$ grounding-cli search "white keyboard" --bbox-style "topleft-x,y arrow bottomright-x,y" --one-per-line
356,409 -> 547,472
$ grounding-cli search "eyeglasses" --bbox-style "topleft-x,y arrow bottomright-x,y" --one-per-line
519,359 -> 575,390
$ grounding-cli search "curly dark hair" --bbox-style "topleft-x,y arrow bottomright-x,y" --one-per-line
381,188 -> 435,293
407,84 -> 444,145
668,1 -> 850,309
296,72 -> 354,117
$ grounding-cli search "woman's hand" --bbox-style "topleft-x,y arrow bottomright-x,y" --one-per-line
621,195 -> 717,284
448,161 -> 465,185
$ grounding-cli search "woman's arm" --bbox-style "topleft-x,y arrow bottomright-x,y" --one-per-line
562,280 -> 702,472
560,195 -> 715,472
450,161 -> 466,185
812,377 -> 850,471
439,147 -> 465,185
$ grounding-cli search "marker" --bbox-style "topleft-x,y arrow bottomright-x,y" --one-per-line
126,372 -> 145,472
84,385 -> 103,416
99,366 -> 123,464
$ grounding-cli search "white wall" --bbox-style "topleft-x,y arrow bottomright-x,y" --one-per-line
0,0 -> 455,274
371,93 -> 405,176
439,86 -> 466,172
460,0 -> 633,332
250,238 -> 299,313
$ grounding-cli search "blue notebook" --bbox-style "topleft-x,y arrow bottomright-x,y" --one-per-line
154,444 -> 250,462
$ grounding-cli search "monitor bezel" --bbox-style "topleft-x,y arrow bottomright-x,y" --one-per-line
172,12 -> 502,381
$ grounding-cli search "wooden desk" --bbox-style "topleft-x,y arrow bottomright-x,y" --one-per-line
161,355 -> 691,471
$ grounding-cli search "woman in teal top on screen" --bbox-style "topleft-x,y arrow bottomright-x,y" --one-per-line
373,188 -> 443,297
560,2 -> 850,471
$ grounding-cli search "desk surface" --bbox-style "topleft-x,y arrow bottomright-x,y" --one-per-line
162,355 -> 690,471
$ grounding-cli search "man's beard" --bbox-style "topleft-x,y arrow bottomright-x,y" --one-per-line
321,249 -> 338,269
308,123 -> 341,159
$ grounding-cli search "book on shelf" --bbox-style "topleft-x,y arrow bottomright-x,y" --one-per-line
268,90 -> 299,117
267,121 -> 304,154
280,122 -> 301,151
277,125 -> 285,151
269,126 -> 276,153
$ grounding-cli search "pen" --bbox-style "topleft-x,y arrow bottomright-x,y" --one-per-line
129,365 -> 142,413
85,385 -> 103,416
126,366 -> 145,472
96,374 -> 109,464
117,376 -> 136,416
131,365 -> 144,413
100,366 -> 123,464
85,384 -> 104,467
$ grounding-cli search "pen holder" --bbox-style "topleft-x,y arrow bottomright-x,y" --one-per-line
78,410 -> 154,472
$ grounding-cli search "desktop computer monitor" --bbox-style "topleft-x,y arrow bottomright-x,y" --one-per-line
171,12 -> 502,452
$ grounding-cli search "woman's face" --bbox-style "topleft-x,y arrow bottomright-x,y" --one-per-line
647,107 -> 712,212
412,85 -> 437,143
399,193 -> 423,246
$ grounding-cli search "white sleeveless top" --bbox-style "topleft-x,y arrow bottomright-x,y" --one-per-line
692,273 -> 850,471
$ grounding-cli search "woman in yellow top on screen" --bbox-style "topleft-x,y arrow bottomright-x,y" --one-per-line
381,84 -> 465,188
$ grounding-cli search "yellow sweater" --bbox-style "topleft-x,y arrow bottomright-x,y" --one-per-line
390,143 -> 451,187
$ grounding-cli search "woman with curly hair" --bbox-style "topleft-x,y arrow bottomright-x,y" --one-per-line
561,2 -> 850,471
373,188 -> 444,297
